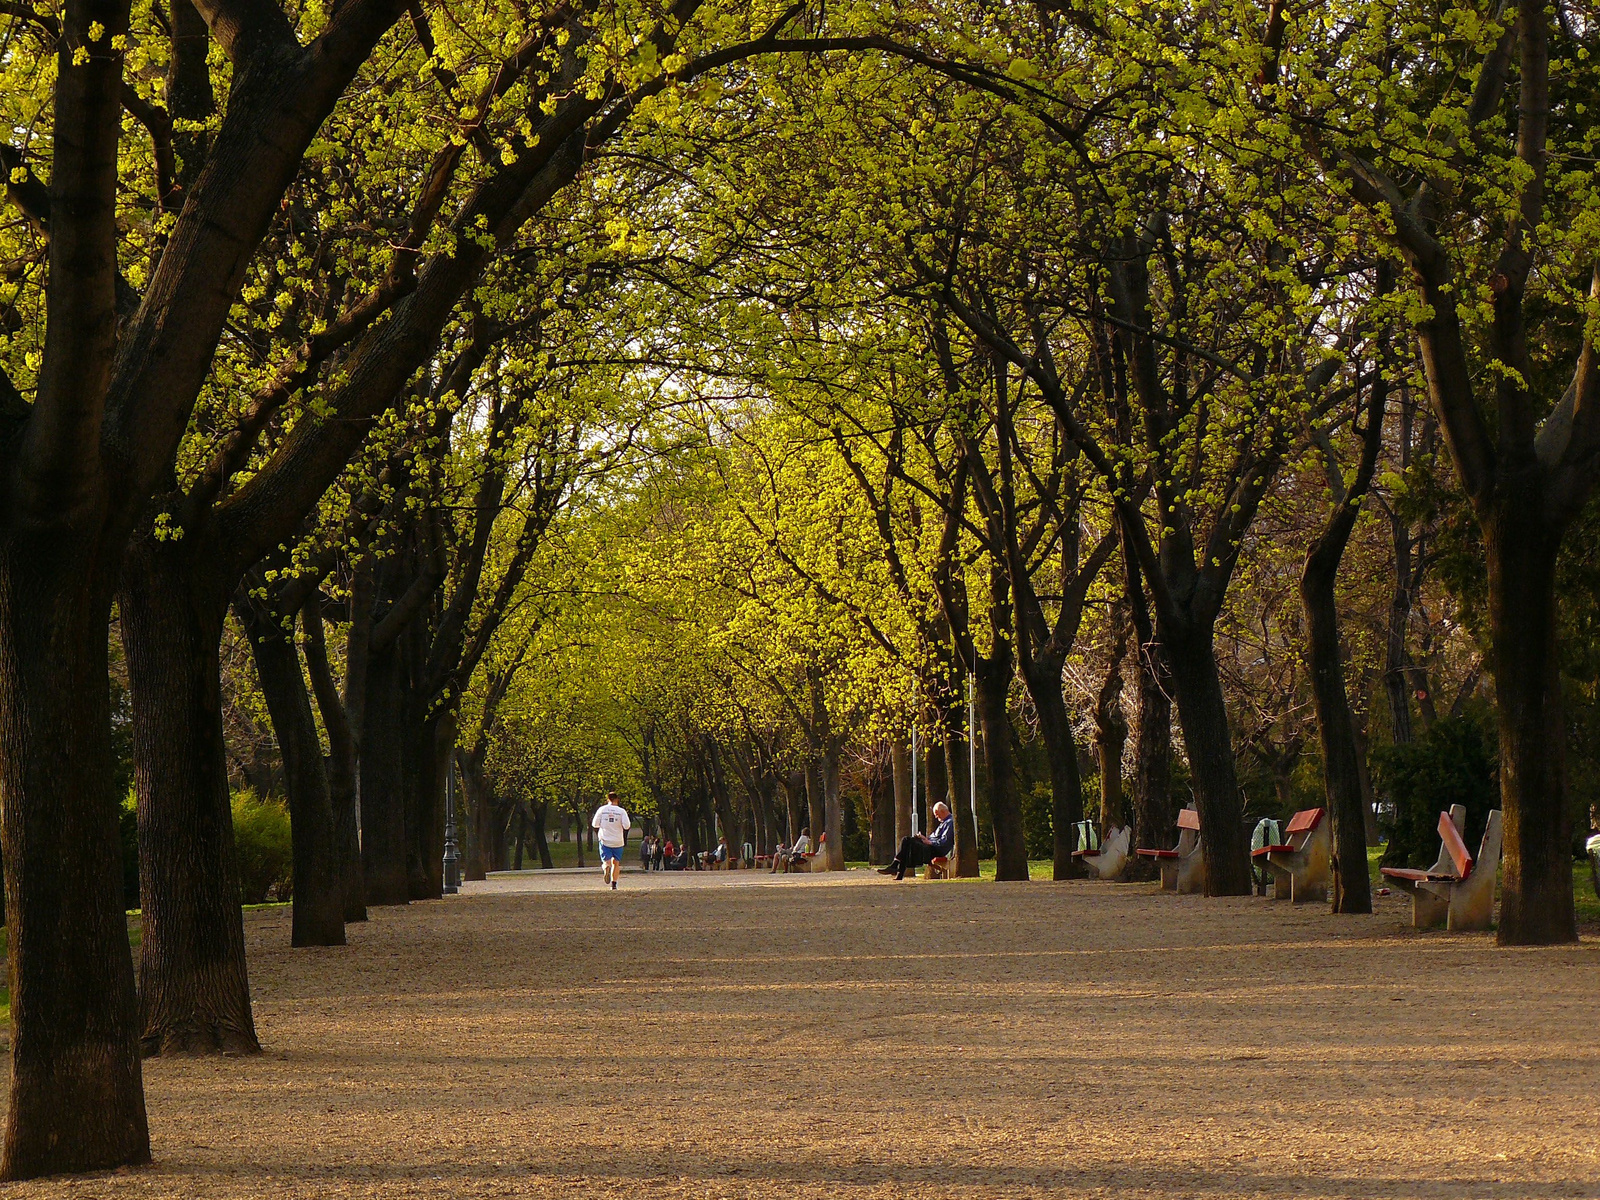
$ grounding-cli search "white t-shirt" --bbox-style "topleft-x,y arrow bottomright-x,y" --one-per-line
591,802 -> 631,848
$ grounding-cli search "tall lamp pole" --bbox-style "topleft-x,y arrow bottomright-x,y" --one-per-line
910,724 -> 920,837
443,758 -> 461,895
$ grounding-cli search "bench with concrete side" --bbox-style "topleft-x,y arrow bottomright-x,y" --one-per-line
1380,805 -> 1503,931
1251,807 -> 1331,903
1073,825 -> 1132,880
1136,807 -> 1204,893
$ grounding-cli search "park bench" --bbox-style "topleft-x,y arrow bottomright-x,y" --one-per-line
923,855 -> 950,879
781,832 -> 825,872
1072,824 -> 1131,881
1380,805 -> 1504,931
1136,806 -> 1204,894
1250,807 -> 1331,903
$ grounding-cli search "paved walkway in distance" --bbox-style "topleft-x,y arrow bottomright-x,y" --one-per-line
7,869 -> 1599,1199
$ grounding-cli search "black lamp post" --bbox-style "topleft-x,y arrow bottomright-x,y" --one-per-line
443,760 -> 461,894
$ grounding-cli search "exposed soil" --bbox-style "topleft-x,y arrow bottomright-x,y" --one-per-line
7,869 -> 1598,1198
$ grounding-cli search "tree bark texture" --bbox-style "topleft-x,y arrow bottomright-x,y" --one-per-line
237,600 -> 345,945
0,536 -> 150,1176
975,652 -> 1027,880
119,542 -> 259,1055
359,636 -> 410,905
1303,552 -> 1374,915
1487,507 -> 1577,944
1024,654 -> 1084,880
1162,624 -> 1253,896
891,736 -> 912,845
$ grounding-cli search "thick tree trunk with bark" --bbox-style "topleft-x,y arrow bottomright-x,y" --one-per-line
869,745 -> 895,864
821,741 -> 845,870
237,600 -> 345,945
119,542 -> 259,1055
1486,506 -> 1576,944
805,755 -> 826,849
0,540 -> 150,1177
1162,623 -> 1253,896
360,636 -> 410,905
1094,659 -> 1129,835
1024,653 -> 1084,880
301,599 -> 366,922
942,725 -> 979,877
975,651 -> 1026,880
1303,559 -> 1374,914
892,736 -> 912,844
530,799 -> 553,869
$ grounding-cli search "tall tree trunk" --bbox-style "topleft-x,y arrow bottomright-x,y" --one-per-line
891,735 -> 912,845
1024,653 -> 1083,880
923,726 -> 950,815
301,598 -> 366,922
822,740 -> 845,870
531,799 -> 553,869
1162,621 -> 1253,896
119,542 -> 259,1055
1303,553 -> 1374,915
237,599 -> 345,945
360,636 -> 410,905
975,650 -> 1026,880
1094,642 -> 1129,834
1486,510 -> 1576,944
805,754 -> 826,848
942,726 -> 979,878
781,772 -> 805,845
0,543 -> 151,1176
869,745 -> 895,864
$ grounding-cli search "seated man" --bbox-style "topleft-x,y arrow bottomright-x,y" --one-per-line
712,837 -> 729,867
770,841 -> 789,872
879,802 -> 955,880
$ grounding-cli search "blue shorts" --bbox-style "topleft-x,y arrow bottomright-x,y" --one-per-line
600,844 -> 623,863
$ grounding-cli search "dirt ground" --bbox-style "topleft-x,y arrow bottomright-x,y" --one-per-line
8,869 -> 1599,1199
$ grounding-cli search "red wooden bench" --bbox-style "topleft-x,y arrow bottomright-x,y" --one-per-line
924,855 -> 950,880
1136,807 -> 1203,892
1380,806 -> 1502,930
1250,807 -> 1331,902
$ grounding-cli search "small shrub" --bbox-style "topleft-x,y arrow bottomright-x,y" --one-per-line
232,789 -> 292,904
1373,717 -> 1496,870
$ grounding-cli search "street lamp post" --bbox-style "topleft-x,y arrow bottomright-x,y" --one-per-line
443,760 -> 461,895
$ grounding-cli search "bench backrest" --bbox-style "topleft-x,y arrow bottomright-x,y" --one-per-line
1286,808 -> 1324,835
1177,807 -> 1201,831
1437,810 -> 1474,878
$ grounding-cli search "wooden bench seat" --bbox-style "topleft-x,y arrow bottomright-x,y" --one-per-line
1250,807 -> 1331,903
1380,805 -> 1503,931
1136,807 -> 1203,893
923,855 -> 950,880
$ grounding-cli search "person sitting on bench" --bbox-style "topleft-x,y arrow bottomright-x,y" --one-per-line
784,830 -> 813,871
879,802 -> 954,880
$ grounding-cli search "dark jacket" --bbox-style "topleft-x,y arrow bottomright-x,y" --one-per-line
927,815 -> 955,856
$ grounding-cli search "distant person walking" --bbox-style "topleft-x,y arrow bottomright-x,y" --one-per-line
640,835 -> 654,873
592,792 -> 631,891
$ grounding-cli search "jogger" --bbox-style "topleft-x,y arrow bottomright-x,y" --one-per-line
592,792 -> 631,890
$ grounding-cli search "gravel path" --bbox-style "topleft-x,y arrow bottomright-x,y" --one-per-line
9,869 -> 1599,1198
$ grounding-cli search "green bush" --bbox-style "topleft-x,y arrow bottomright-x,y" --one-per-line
232,789 -> 293,904
1373,717 -> 1496,870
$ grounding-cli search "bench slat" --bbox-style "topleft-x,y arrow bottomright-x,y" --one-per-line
1380,867 -> 1429,881
1251,844 -> 1294,857
1285,808 -> 1324,835
1136,848 -> 1180,859
1176,808 -> 1201,831
1437,811 -> 1474,878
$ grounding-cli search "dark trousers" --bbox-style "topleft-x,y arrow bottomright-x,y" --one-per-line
893,836 -> 941,878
